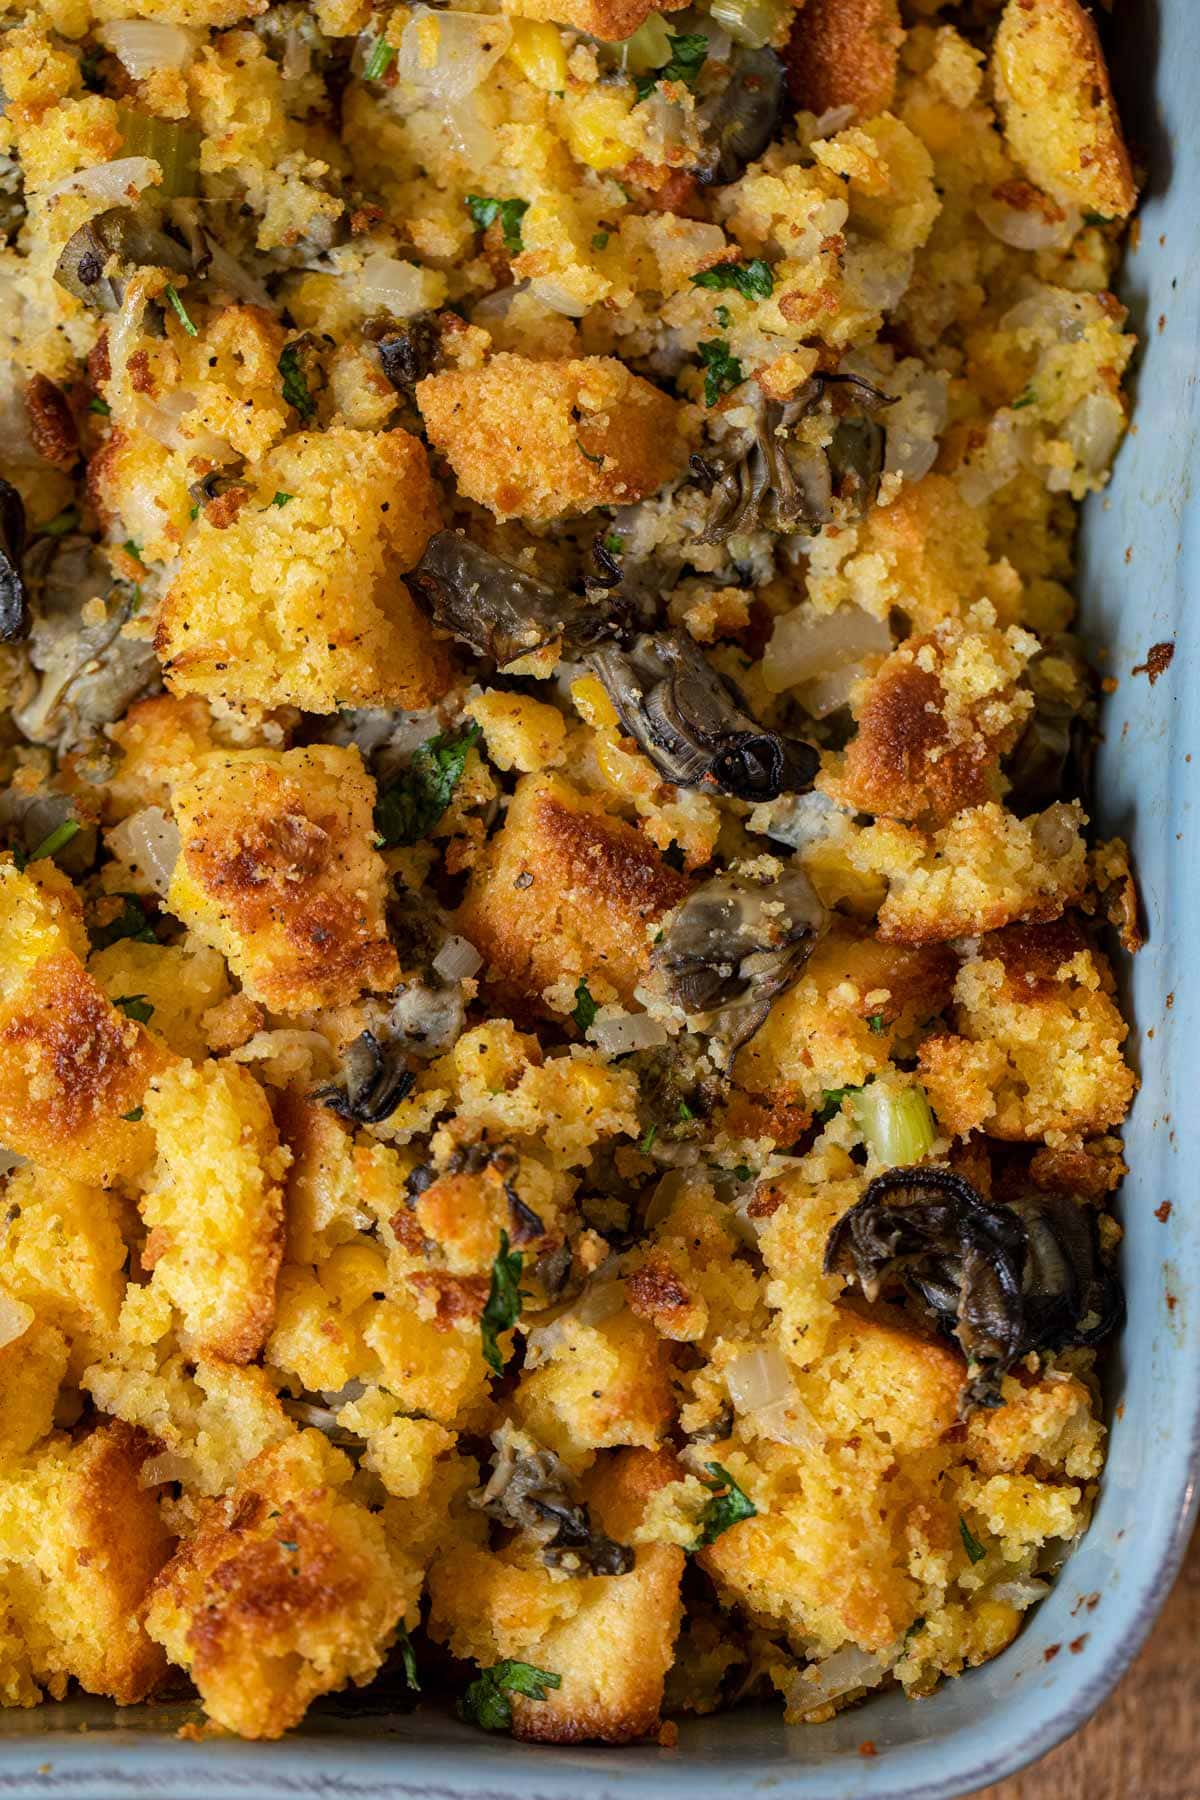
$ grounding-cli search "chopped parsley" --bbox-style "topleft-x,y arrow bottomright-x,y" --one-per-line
26,818 -> 80,863
271,491 -> 292,508
89,395 -> 111,417
639,1124 -> 658,1154
904,1615 -> 926,1644
572,977 -> 597,1032
959,1516 -> 987,1565
698,337 -> 743,407
1011,386 -> 1036,410
121,1107 -> 144,1123
465,194 -> 529,255
602,530 -> 623,555
714,303 -> 732,329
634,31 -> 708,101
164,284 -> 197,336
398,1625 -> 420,1692
677,1099 -> 695,1122
1083,210 -> 1113,226
576,437 -> 605,466
591,231 -> 610,251
695,1462 -> 756,1547
460,1660 -> 561,1733
92,893 -> 156,950
690,258 -> 774,302
480,1230 -> 524,1375
816,1085 -> 858,1125
44,507 -> 79,538
363,35 -> 395,81
867,1013 -> 886,1034
123,538 -> 144,563
374,722 -> 481,848
278,345 -> 315,420
113,994 -> 155,1024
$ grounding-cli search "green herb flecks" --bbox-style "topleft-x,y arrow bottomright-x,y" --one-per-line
113,994 -> 155,1024
27,819 -> 81,863
460,1659 -> 561,1733
466,194 -> 529,255
815,1085 -> 858,1126
44,508 -> 79,538
271,492 -> 292,508
164,284 -> 197,337
677,1099 -> 694,1122
1011,387 -> 1036,410
363,36 -> 395,81
714,303 -> 732,329
639,1124 -> 658,1154
959,1516 -> 986,1565
89,395 -> 111,417
591,231 -> 610,251
121,1107 -> 145,1123
602,530 -> 623,555
698,337 -> 743,407
480,1230 -> 524,1376
398,1625 -> 420,1691
92,894 -> 156,950
279,345 -> 316,421
635,31 -> 708,100
374,723 -> 481,848
576,437 -> 605,466
690,258 -> 774,302
695,1462 -> 756,1548
867,1012 -> 886,1033
572,978 -> 597,1032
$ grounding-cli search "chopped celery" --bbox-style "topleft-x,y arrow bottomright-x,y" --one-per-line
116,108 -> 200,199
708,0 -> 794,49
854,1082 -> 936,1166
617,10 -> 673,74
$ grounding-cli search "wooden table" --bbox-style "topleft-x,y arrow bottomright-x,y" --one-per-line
972,1527 -> 1200,1800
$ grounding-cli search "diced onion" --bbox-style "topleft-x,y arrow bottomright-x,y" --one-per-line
42,156 -> 160,205
229,1029 -> 338,1086
432,934 -> 484,982
395,7 -> 512,101
589,1011 -> 669,1055
763,603 -> 891,695
98,20 -> 197,77
854,1081 -> 936,1166
795,662 -> 868,718
0,1290 -> 33,1349
708,0 -> 794,50
203,238 -> 271,307
725,1345 -> 792,1412
523,1279 -> 625,1368
617,11 -> 673,73
976,189 -> 1079,253
811,105 -> 856,138
133,391 -> 231,461
786,1646 -> 890,1714
105,806 -> 180,896
989,1576 -> 1050,1608
527,277 -> 588,318
139,1449 -> 199,1488
360,252 -> 446,320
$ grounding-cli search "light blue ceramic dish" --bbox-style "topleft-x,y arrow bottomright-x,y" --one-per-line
1,4 -> 1195,1794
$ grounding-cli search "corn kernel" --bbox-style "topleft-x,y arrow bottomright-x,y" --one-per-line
564,89 -> 638,173
508,19 -> 568,93
570,673 -> 619,730
318,1242 -> 389,1313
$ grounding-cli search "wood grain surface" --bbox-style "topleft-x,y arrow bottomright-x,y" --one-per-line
970,1526 -> 1200,1800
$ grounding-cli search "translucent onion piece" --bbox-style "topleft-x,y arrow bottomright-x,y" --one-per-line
104,806 -> 180,896
709,0 -> 794,50
396,8 -> 513,101
976,190 -> 1080,253
98,20 -> 196,77
139,1450 -> 200,1488
432,934 -> 484,981
786,1646 -> 890,1715
618,11 -> 673,74
360,252 -> 445,320
589,1011 -> 669,1055
763,603 -> 891,695
203,238 -> 271,307
133,391 -> 231,461
989,1576 -> 1050,1608
724,1344 -> 793,1413
523,1280 -> 625,1369
0,1290 -> 33,1349
42,156 -> 160,204
526,277 -> 589,318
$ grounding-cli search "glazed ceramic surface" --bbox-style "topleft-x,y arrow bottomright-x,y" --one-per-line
1,3 -> 1195,1794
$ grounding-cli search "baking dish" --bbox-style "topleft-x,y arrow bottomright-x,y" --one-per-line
1,1 -> 1195,1793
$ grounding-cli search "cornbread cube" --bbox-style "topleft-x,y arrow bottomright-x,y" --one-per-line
992,0 -> 1136,220
457,773 -> 688,1011
416,355 -> 688,523
428,1449 -> 684,1743
140,1060 -> 288,1364
0,1423 -> 173,1705
784,0 -> 903,119
89,940 -> 231,1062
513,1306 -> 675,1471
0,859 -> 87,975
362,1295 -> 493,1427
505,0 -> 686,43
101,695 -> 222,822
964,1369 -> 1104,1482
144,1430 -> 417,1739
0,1317 -> 67,1458
829,620 -> 1036,826
267,1246 -> 384,1394
0,947 -> 167,1185
734,928 -> 956,1109
168,745 -> 399,1013
466,689 -> 568,773
156,427 -> 448,713
919,918 -> 1136,1140
856,802 -> 1088,944
0,1167 -> 127,1372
